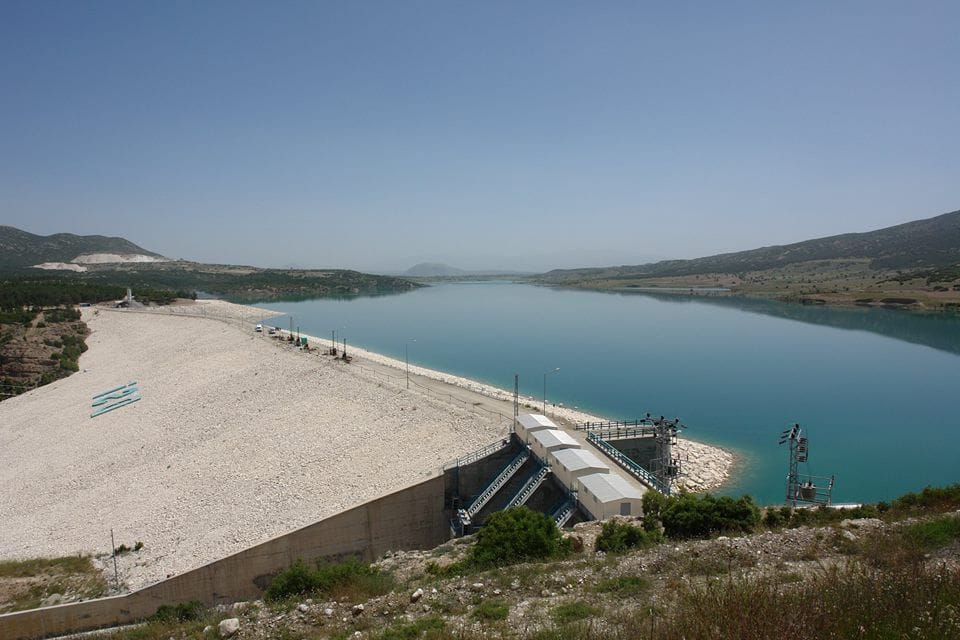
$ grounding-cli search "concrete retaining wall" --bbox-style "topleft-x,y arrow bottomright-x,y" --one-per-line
0,475 -> 448,640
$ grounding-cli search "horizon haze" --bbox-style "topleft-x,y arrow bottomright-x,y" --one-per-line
1,2 -> 958,272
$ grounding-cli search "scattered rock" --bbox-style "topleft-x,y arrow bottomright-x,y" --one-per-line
410,588 -> 424,603
352,604 -> 365,616
218,618 -> 240,638
471,582 -> 484,592
41,593 -> 62,607
297,603 -> 309,613
324,608 -> 334,617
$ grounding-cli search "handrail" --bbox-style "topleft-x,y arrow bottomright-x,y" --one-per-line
506,464 -> 550,508
552,498 -> 576,527
466,450 -> 529,516
586,431 -> 671,495
446,438 -> 511,470
580,426 -> 658,440
574,419 -> 648,431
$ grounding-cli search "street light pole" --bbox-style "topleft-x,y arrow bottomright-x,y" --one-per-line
543,367 -> 560,414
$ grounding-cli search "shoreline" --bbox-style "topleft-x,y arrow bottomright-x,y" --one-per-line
253,306 -> 735,493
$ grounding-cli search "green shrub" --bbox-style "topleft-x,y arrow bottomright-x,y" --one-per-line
265,561 -> 318,601
902,515 -> 960,550
375,615 -> 445,640
472,599 -> 509,621
552,600 -> 601,624
892,484 -> 960,513
658,493 -> 760,539
594,575 -> 650,596
264,557 -> 393,602
595,520 -> 661,553
762,508 -> 787,529
469,506 -> 568,568
149,601 -> 205,623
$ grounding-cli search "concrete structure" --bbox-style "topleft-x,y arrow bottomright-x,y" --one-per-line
514,413 -> 558,442
0,475 -> 448,640
577,472 -> 645,519
528,428 -> 579,461
551,447 -> 610,490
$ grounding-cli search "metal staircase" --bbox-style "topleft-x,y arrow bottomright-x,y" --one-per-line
505,464 -> 551,509
551,498 -> 576,528
466,450 -> 530,518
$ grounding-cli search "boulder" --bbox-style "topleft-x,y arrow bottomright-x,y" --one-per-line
218,618 -> 240,638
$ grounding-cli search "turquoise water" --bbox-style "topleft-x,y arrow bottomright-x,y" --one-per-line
256,283 -> 960,505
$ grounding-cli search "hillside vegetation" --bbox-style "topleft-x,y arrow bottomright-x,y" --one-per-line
29,485 -> 959,640
536,209 -> 960,309
0,226 -> 163,269
1,226 -> 421,301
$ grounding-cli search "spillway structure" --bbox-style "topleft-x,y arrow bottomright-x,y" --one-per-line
446,413 -> 674,536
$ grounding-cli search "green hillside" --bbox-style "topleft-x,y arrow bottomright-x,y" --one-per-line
540,209 -> 960,282
0,226 -> 163,269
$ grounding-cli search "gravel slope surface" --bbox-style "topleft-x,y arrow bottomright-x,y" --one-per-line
0,303 -> 506,590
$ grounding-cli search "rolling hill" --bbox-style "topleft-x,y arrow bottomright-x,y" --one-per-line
539,209 -> 960,283
534,209 -> 960,308
0,226 -> 164,270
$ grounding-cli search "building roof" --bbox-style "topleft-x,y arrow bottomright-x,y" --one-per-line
579,472 -> 645,502
552,448 -> 610,474
516,413 -> 558,431
530,428 -> 579,450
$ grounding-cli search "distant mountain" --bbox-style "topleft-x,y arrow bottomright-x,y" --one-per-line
0,226 -> 165,270
404,262 -> 469,277
539,209 -> 960,282
403,262 -> 534,277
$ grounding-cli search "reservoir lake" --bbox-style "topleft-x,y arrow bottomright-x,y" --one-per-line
258,283 -> 960,505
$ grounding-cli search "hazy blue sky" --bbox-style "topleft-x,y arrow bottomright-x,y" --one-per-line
1,1 -> 957,272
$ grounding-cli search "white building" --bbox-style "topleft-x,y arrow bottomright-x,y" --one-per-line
551,447 -> 610,490
515,413 -> 559,442
528,428 -> 579,461
577,472 -> 645,519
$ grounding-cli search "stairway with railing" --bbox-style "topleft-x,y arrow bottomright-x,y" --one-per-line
465,450 -> 530,518
587,431 -> 671,495
505,463 -> 551,509
551,497 -> 576,527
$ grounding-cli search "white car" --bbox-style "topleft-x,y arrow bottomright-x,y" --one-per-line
255,323 -> 263,332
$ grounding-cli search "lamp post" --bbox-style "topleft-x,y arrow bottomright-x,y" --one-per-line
405,339 -> 416,389
543,367 -> 560,414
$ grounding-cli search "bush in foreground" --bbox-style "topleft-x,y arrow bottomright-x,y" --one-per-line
642,492 -> 760,539
469,506 -> 569,568
595,520 -> 661,553
264,557 -> 393,602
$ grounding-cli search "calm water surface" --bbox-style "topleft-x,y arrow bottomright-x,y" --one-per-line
256,283 -> 960,505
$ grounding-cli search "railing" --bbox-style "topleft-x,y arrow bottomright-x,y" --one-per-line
552,498 -> 576,527
583,426 -> 657,440
574,419 -> 658,439
506,464 -> 551,508
466,450 -> 529,517
445,438 -> 511,470
575,419 -> 647,431
586,431 -> 671,495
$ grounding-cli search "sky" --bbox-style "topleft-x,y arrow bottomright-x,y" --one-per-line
1,1 -> 958,273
